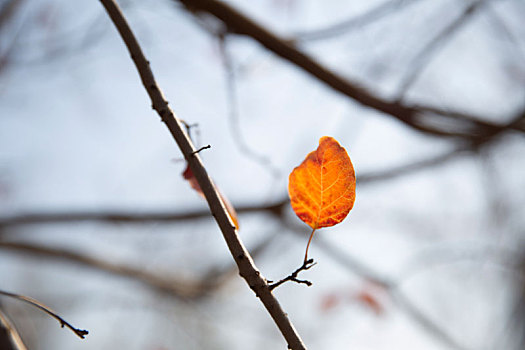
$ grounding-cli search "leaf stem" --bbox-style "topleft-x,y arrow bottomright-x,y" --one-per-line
304,228 -> 316,263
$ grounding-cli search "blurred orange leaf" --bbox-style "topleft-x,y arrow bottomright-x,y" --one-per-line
182,164 -> 202,195
288,136 -> 355,260
319,285 -> 386,316
355,290 -> 384,315
320,293 -> 341,312
182,164 -> 239,230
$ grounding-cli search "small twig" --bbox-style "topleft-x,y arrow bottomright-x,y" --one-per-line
192,144 -> 211,155
395,1 -> 484,99
180,120 -> 203,154
294,0 -> 420,42
0,289 -> 88,339
180,120 -> 199,133
181,120 -> 200,142
218,34 -> 281,177
269,259 -> 317,291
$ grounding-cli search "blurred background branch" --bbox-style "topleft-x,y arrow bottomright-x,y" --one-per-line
177,0 -> 525,138
0,308 -> 27,350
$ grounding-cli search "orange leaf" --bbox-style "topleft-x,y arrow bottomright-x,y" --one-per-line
288,136 -> 355,261
289,136 -> 355,229
182,164 -> 239,230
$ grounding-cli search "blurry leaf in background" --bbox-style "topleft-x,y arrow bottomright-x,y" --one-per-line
354,289 -> 384,316
320,283 -> 386,316
182,163 -> 239,229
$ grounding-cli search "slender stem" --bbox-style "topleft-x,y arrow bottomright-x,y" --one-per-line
0,290 -> 88,339
304,228 -> 316,263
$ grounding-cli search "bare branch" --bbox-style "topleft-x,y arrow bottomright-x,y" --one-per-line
97,0 -> 307,348
175,0 -> 525,138
0,290 -> 88,339
0,234 -> 276,299
0,201 -> 287,228
0,241 -> 224,299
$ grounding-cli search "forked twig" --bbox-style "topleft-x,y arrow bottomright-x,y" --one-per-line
0,289 -> 88,339
269,259 -> 317,291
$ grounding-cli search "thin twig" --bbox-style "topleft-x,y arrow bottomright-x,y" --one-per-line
0,235 -> 277,300
294,0 -> 421,42
218,34 -> 280,177
484,4 -> 525,72
0,290 -> 88,339
192,144 -> 211,155
391,291 -> 470,350
181,121 -> 201,145
395,1 -> 484,99
97,1 -> 307,348
358,143 -> 473,183
268,259 -> 317,291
